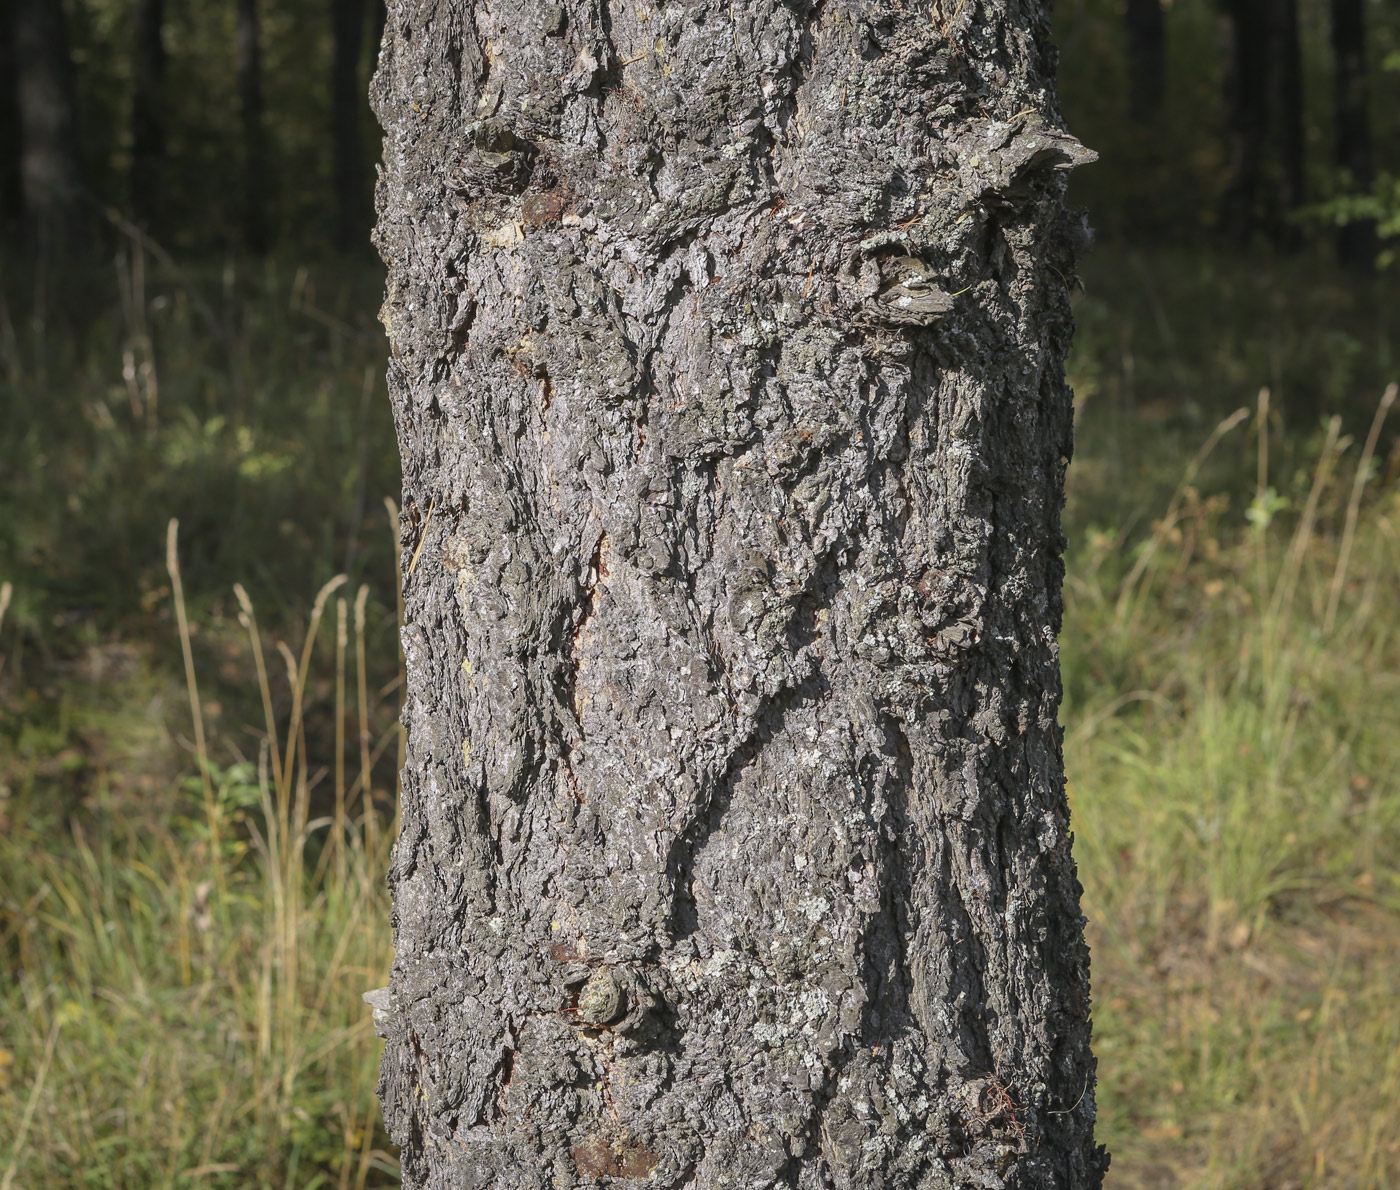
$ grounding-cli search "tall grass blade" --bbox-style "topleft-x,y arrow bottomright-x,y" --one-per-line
1324,383 -> 1397,633
166,519 -> 221,898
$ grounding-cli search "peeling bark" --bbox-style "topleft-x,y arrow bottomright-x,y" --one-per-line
371,2 -> 1105,1187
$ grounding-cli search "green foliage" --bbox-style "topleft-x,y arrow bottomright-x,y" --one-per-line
1302,174 -> 1400,267
1055,0 -> 1400,250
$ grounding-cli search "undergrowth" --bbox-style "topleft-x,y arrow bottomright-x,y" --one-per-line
1064,387 -> 1400,1188
1,248 -> 1398,1188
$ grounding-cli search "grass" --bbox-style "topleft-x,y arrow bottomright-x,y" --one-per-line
1063,385 -> 1400,1187
1,245 -> 1398,1188
0,527 -> 404,1188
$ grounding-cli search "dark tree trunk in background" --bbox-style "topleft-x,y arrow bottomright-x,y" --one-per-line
0,0 -> 23,229
236,0 -> 270,253
1330,0 -> 1376,270
1124,0 -> 1166,122
13,0 -> 84,254
370,1 -> 1105,1187
1274,0 -> 1305,250
330,0 -> 367,251
1222,0 -> 1305,247
129,0 -> 166,230
1222,0 -> 1268,241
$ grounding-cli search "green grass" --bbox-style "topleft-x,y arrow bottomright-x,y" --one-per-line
1,247 -> 1398,1188
1063,387 -> 1400,1187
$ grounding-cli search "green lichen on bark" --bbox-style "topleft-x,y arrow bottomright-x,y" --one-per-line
372,1 -> 1106,1186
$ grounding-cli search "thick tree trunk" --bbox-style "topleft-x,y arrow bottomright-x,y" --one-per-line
236,0 -> 271,253
129,0 -> 166,230
1330,0 -> 1376,270
371,2 -> 1105,1187
13,0 -> 84,254
330,0 -> 368,250
1123,0 -> 1165,123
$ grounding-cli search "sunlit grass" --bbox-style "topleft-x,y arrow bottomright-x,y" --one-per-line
0,535 -> 401,1188
1066,390 -> 1400,1188
1,251 -> 1398,1188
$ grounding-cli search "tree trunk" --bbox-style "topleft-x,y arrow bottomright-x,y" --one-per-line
1222,0 -> 1305,248
0,0 -> 21,231
370,3 -> 1106,1187
129,0 -> 166,230
330,0 -> 368,250
1273,0 -> 1305,250
12,0 -> 84,254
1330,0 -> 1376,270
236,0 -> 271,253
1123,0 -> 1165,123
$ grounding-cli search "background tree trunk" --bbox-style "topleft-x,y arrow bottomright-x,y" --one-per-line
236,0 -> 271,253
0,0 -> 22,231
1222,0 -> 1269,242
369,0 -> 387,66
1124,0 -> 1166,123
371,2 -> 1105,1187
1274,0 -> 1305,250
12,0 -> 84,255
129,0 -> 166,230
1222,0 -> 1305,247
330,0 -> 367,251
1330,0 -> 1376,270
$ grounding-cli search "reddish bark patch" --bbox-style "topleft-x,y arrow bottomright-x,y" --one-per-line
571,1134 -> 659,1179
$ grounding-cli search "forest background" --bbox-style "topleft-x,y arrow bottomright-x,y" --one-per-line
1,0 -> 1398,1187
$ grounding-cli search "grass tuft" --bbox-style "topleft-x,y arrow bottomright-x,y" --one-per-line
1065,388 -> 1400,1187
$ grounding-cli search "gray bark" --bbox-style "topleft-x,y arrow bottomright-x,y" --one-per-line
371,2 -> 1105,1187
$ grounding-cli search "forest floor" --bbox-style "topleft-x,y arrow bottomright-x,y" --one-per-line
1,247 -> 1397,1189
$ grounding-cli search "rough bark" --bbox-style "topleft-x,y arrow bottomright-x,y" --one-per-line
1123,0 -> 1165,123
13,0 -> 84,254
331,0 -> 369,249
1329,0 -> 1376,270
237,0 -> 271,253
129,0 -> 167,229
371,2 -> 1105,1187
